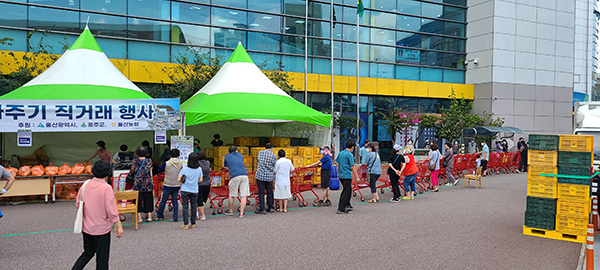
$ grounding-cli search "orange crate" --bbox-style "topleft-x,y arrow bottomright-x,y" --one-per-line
556,215 -> 588,235
528,165 -> 558,183
527,179 -> 557,199
528,150 -> 558,167
559,135 -> 594,152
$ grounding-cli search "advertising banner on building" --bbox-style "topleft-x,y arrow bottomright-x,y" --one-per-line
396,48 -> 420,64
0,99 -> 180,132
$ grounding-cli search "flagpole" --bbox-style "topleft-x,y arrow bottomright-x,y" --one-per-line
330,0 -> 334,146
304,0 -> 309,105
356,13 -> 360,150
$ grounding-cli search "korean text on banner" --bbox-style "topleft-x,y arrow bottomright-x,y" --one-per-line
171,136 -> 193,163
0,98 -> 180,132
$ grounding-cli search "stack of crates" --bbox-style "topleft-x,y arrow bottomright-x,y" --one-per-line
525,134 -> 559,231
555,135 -> 594,237
523,134 -> 593,243
270,137 -> 291,147
243,155 -> 253,172
213,146 -> 230,171
237,146 -> 249,156
250,147 -> 262,172
234,137 -> 251,146
292,156 -> 304,168
297,147 -> 313,166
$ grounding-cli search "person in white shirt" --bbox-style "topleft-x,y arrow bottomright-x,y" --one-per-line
273,150 -> 294,213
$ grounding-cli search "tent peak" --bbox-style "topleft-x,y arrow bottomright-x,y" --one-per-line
225,43 -> 254,64
68,28 -> 103,53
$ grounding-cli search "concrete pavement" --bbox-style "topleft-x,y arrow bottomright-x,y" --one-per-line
0,172 -> 581,269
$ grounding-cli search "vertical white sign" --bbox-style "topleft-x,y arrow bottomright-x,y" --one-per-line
17,130 -> 32,147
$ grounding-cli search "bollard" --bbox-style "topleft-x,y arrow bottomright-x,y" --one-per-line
594,197 -> 599,233
587,224 -> 594,270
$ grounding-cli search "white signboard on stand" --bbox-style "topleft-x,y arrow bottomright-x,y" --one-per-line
171,136 -> 194,163
17,130 -> 32,147
154,130 -> 167,144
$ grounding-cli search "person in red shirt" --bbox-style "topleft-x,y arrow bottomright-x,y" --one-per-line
399,148 -> 419,200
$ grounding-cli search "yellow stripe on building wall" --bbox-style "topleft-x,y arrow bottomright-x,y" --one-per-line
0,49 -> 474,99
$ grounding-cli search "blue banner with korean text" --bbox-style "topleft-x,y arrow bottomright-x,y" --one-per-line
0,99 -> 181,132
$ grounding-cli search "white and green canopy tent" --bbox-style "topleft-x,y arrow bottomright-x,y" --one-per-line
0,27 -> 163,165
181,43 -> 331,128
0,27 -> 150,100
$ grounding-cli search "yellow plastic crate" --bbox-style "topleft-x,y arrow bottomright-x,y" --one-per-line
250,137 -> 259,147
205,148 -> 214,158
527,179 -> 557,199
557,199 -> 590,219
557,183 -> 590,202
292,156 -> 304,168
238,146 -> 249,156
270,137 -> 291,147
528,150 -> 558,167
304,157 -> 314,167
214,146 -> 230,158
523,226 -> 586,243
297,147 -> 313,157
556,215 -> 588,235
251,147 -> 262,156
234,137 -> 251,146
559,135 -> 594,152
528,165 -> 558,183
313,147 -> 322,157
314,167 -> 322,185
243,155 -> 253,167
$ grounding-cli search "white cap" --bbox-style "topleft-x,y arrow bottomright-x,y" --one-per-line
393,144 -> 402,151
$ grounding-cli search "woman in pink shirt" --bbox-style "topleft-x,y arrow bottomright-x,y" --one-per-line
89,141 -> 115,163
72,161 -> 123,270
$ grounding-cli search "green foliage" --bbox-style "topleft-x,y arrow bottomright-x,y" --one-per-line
150,46 -> 300,102
381,107 -> 418,143
332,113 -> 364,142
0,30 -> 69,95
437,91 -> 481,143
473,111 -> 505,145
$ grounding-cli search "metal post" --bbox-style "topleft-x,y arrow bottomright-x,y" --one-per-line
181,110 -> 186,136
304,0 -> 309,105
330,0 -> 334,146
355,14 -> 360,150
593,196 -> 598,233
587,224 -> 594,270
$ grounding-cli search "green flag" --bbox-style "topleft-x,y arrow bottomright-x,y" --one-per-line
357,0 -> 364,17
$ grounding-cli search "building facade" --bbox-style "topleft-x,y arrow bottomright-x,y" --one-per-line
0,0 -> 473,147
467,0 -> 598,134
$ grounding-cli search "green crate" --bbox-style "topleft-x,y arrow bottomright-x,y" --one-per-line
529,134 -> 559,151
558,151 -> 593,168
557,167 -> 592,185
290,138 -> 309,146
258,137 -> 270,146
526,196 -> 557,214
524,211 -> 556,231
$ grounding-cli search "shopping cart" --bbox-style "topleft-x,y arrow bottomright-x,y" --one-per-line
152,173 -> 182,213
209,170 -> 230,215
487,152 -> 505,174
291,167 -> 320,207
351,165 -> 370,202
247,172 -> 259,207
415,160 -> 431,192
376,165 -> 392,194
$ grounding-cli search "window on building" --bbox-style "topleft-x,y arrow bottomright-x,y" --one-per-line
29,6 -> 80,33
212,7 -> 247,29
81,0 -> 126,14
172,2 -> 210,25
128,40 -> 170,62
249,0 -> 282,13
81,13 -> 127,38
397,0 -> 421,16
128,18 -> 170,42
211,27 -> 247,49
29,0 -> 78,9
0,3 -> 27,28
172,23 -> 210,46
248,13 -> 282,33
397,15 -> 420,32
128,0 -> 170,20
214,0 -> 246,9
248,32 -> 281,52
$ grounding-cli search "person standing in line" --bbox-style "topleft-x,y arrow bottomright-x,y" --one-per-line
444,142 -> 459,186
154,149 -> 182,222
178,153 -> 203,230
335,141 -> 358,214
141,140 -> 153,158
196,150 -> 211,221
254,143 -> 277,214
427,143 -> 441,192
89,141 -> 114,163
481,141 -> 490,176
0,165 -> 16,217
274,150 -> 294,213
495,141 -> 503,153
452,141 -> 460,155
387,144 -> 405,202
399,148 -> 419,200
359,139 -> 370,164
72,161 -> 123,270
404,139 -> 415,154
362,144 -> 381,203
130,147 -> 154,223
223,146 -> 250,218
424,138 -> 431,149
518,140 -> 528,172
307,145 -> 333,207
211,134 -> 224,147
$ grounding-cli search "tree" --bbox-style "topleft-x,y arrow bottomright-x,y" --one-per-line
332,113 -> 364,143
381,107 -> 419,143
149,46 -> 300,102
437,91 -> 481,143
415,114 -> 439,143
0,30 -> 69,95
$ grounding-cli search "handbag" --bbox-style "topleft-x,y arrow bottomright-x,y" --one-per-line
180,175 -> 186,184
126,159 -> 146,184
74,180 -> 91,234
